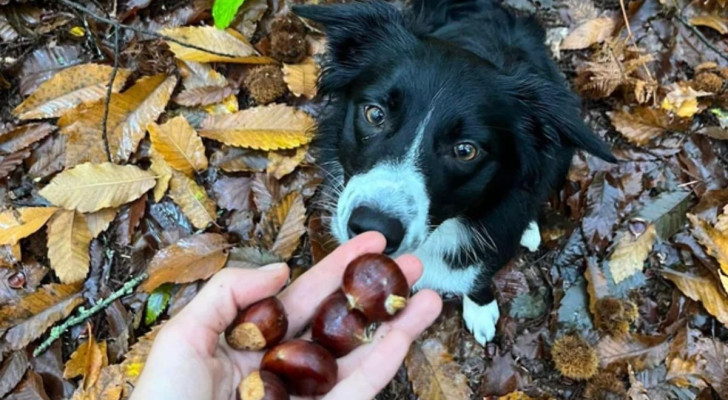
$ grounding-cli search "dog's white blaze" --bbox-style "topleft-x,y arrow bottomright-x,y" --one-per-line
463,297 -> 500,345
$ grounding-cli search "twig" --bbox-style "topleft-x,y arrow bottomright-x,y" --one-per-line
101,24 -> 119,162
57,0 -> 241,59
675,14 -> 728,63
32,273 -> 148,357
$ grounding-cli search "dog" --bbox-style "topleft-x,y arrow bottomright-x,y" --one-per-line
293,0 -> 615,345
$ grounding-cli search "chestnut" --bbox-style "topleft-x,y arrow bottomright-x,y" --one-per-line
312,290 -> 372,357
261,339 -> 338,396
238,371 -> 290,400
226,297 -> 288,351
342,253 -> 409,322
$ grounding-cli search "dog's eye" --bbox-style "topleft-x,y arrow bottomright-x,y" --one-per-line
453,142 -> 478,161
364,105 -> 385,126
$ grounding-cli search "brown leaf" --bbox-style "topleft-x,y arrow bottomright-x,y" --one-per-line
608,107 -> 674,145
699,126 -> 728,140
212,176 -> 252,211
282,59 -> 320,98
0,123 -> 56,155
0,351 -> 29,397
0,207 -> 58,246
267,146 -> 308,179
149,147 -> 173,202
211,146 -> 268,172
597,334 -> 669,371
6,370 -> 50,400
174,60 -> 231,108
168,171 -> 217,230
660,83 -> 712,118
148,116 -> 208,176
582,172 -> 622,251
85,208 -> 118,238
39,162 -> 156,213
0,282 -> 83,351
159,26 -> 274,64
405,338 -> 473,400
662,269 -> 728,328
561,17 -> 616,50
689,14 -> 728,35
63,330 -> 108,390
28,133 -> 65,179
140,233 -> 229,292
585,258 -> 610,314
695,337 -> 728,398
688,213 -> 728,276
0,149 -> 31,179
257,192 -> 306,259
199,104 -> 315,151
63,122 -> 108,168
175,86 -> 235,107
70,364 -> 123,400
46,210 -> 93,283
608,224 -> 656,284
13,64 -> 131,120
19,45 -> 84,96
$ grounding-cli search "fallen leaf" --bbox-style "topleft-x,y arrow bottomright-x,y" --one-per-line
585,258 -> 610,314
69,364 -> 122,400
634,190 -> 692,240
63,123 -> 108,168
120,324 -> 162,385
0,150 -> 31,179
168,171 -> 217,230
28,133 -> 66,179
405,338 -> 473,400
174,61 -> 234,107
13,64 -> 131,120
5,370 -> 50,400
19,45 -> 84,96
39,162 -> 156,213
46,210 -> 92,284
0,351 -> 29,397
144,284 -> 173,325
699,126 -> 728,140
608,107 -> 671,145
267,146 -> 308,179
0,207 -> 58,245
211,146 -> 268,172
282,59 -> 319,98
149,148 -> 173,202
159,26 -> 274,64
199,104 -> 315,151
582,172 -> 622,251
85,208 -> 118,238
688,213 -> 728,276
212,175 -> 252,211
608,224 -> 656,284
695,337 -> 728,398
597,333 -> 670,371
257,192 -> 307,259
63,330 -> 108,390
0,123 -> 56,155
661,83 -> 712,118
689,15 -> 728,35
140,233 -> 229,292
148,116 -> 208,176
662,269 -> 728,328
561,17 -> 615,50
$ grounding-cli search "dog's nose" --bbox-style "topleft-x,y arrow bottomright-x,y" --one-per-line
347,206 -> 405,254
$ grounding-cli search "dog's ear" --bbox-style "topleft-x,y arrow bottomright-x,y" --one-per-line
292,1 -> 416,91
500,71 -> 616,163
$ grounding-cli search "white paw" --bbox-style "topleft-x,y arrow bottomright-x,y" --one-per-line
519,221 -> 541,252
463,297 -> 500,345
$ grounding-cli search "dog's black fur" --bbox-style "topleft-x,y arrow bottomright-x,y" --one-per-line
293,0 -> 614,329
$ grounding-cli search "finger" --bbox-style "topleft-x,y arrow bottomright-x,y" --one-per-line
167,263 -> 290,353
337,289 -> 442,377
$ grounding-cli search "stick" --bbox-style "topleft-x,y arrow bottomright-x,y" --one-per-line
32,273 -> 148,357
675,14 -> 728,63
101,24 -> 118,163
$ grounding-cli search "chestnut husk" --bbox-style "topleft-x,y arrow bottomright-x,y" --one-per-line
312,290 -> 372,357
342,253 -> 409,322
261,339 -> 338,396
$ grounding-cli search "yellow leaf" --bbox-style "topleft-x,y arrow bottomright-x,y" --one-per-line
39,162 -> 156,213
60,74 -> 178,163
120,324 -> 162,386
662,269 -> 728,328
69,26 -> 85,37
404,338 -> 473,400
63,330 -> 108,390
561,17 -> 616,50
199,104 -> 314,151
85,208 -> 118,238
0,207 -> 58,245
689,15 -> 728,35
661,83 -> 712,118
70,365 -> 123,400
265,192 -> 307,259
282,59 -> 320,98
149,148 -> 173,202
608,224 -> 656,284
13,64 -> 131,120
689,213 -> 728,276
203,93 -> 239,115
148,116 -> 208,176
267,146 -> 308,179
47,210 -> 93,283
140,233 -> 229,292
168,171 -> 217,230
498,392 -> 536,400
159,26 -> 274,64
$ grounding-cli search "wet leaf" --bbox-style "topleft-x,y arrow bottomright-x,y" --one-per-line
0,207 -> 58,246
149,148 -> 173,202
211,146 -> 268,172
168,171 -> 217,230
267,146 -> 308,179
140,233 -> 229,292
405,338 -> 473,400
608,224 -> 656,284
63,330 -> 108,390
144,283 -> 172,325
0,123 -> 56,155
19,45 -> 84,96
212,175 -> 252,211
282,59 -> 320,98
199,104 -> 315,151
0,351 -> 29,397
258,192 -> 306,259
688,213 -> 728,276
148,116 -> 208,176
634,190 -> 692,240
13,64 -> 131,120
662,269 -> 728,328
582,172 -> 622,250
85,208 -> 118,238
561,17 -> 615,50
159,26 -> 274,64
597,333 -> 670,371
39,162 -> 156,213
47,210 -> 92,284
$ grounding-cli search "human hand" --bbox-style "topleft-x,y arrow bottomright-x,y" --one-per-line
129,232 -> 443,400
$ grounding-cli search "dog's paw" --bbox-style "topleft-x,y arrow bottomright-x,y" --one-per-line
520,220 -> 541,252
463,297 -> 500,345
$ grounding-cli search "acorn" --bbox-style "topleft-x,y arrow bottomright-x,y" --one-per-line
261,339 -> 338,396
226,297 -> 288,351
342,253 -> 409,322
312,290 -> 372,357
238,371 -> 290,400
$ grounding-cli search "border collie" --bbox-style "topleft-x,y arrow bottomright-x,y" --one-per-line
293,0 -> 615,345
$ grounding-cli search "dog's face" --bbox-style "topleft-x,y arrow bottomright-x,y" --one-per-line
294,2 -> 615,256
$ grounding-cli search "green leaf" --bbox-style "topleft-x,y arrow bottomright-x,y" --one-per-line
145,284 -> 173,326
212,0 -> 247,29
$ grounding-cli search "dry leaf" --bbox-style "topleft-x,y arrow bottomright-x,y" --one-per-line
0,351 -> 29,398
0,282 -> 83,351
585,258 -> 610,315
159,26 -> 274,64
660,83 -> 712,118
199,104 -> 315,151
63,123 -> 109,168
211,146 -> 268,172
0,207 -> 58,245
85,208 -> 118,238
175,60 -> 234,107
405,338 -> 474,400
13,64 -> 131,120
608,107 -> 672,145
561,17 -> 615,50
662,269 -> 728,328
689,15 -> 728,35
597,334 -> 670,371
688,213 -> 728,276
0,150 -> 30,179
63,330 -> 108,390
140,233 -> 229,292
47,210 -> 92,284
212,176 -> 252,211
258,192 -> 307,259
608,224 -> 656,284
149,148 -> 173,202
148,116 -> 208,176
0,123 -> 56,155
283,59 -> 320,98
70,364 -> 123,400
168,171 -> 217,230
39,162 -> 156,213
267,146 -> 308,179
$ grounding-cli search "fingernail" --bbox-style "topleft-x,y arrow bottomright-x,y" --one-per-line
260,262 -> 287,271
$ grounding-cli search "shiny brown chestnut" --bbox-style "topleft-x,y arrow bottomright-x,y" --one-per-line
260,339 -> 338,396
312,290 -> 372,357
225,297 -> 288,351
342,253 -> 409,322
238,371 -> 290,400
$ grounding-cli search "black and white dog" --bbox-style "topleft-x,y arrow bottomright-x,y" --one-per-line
293,0 -> 615,345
